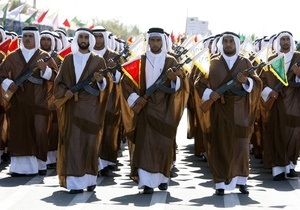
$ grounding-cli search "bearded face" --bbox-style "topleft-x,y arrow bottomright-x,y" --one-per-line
222,36 -> 236,56
78,41 -> 89,50
77,33 -> 90,50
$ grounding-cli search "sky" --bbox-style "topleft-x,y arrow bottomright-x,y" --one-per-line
30,0 -> 300,40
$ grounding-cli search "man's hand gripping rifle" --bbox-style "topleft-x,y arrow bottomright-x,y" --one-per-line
131,57 -> 192,114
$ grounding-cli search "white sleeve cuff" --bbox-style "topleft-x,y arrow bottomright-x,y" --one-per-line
242,77 -> 253,92
40,66 -> 52,80
113,70 -> 121,83
171,76 -> 181,91
127,92 -> 140,107
1,78 -> 14,91
261,86 -> 272,102
202,88 -> 213,101
97,77 -> 107,90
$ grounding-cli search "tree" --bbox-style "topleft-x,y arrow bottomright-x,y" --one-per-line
93,18 -> 142,41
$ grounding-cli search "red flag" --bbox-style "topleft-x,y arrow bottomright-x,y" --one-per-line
194,35 -> 198,43
176,34 -> 182,44
8,38 -> 19,53
121,56 -> 141,88
37,10 -> 48,23
63,18 -> 71,28
0,38 -> 12,56
127,35 -> 133,44
88,24 -> 94,30
170,31 -> 175,43
58,45 -> 72,60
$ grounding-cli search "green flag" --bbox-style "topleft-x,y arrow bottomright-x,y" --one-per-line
25,10 -> 38,25
71,16 -> 85,27
72,17 -> 85,27
1,3 -> 9,26
268,54 -> 288,86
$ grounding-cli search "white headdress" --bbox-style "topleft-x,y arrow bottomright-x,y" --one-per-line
40,30 -> 55,52
71,28 -> 95,54
274,31 -> 295,54
218,32 -> 240,57
21,26 -> 40,51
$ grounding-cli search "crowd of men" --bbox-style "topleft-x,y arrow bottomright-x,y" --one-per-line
0,24 -> 299,196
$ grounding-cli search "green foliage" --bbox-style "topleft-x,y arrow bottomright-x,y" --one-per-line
8,0 -> 31,14
93,18 -> 142,41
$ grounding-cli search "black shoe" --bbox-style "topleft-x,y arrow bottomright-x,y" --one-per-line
287,169 -> 298,178
100,167 -> 109,176
38,170 -> 47,176
239,185 -> 249,194
107,165 -> 117,170
199,154 -> 208,162
215,189 -> 224,196
143,186 -> 154,194
87,185 -> 96,192
1,152 -> 10,163
273,172 -> 286,181
158,183 -> 168,191
69,189 -> 84,194
10,172 -> 26,177
47,163 -> 57,169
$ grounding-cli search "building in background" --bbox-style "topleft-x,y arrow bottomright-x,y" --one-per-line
185,17 -> 211,36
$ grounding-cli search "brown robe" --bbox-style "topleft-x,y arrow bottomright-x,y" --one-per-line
0,49 -> 58,161
98,49 -> 124,164
260,52 -> 300,169
195,55 -> 262,184
187,65 -> 207,156
54,52 -> 112,188
121,54 -> 189,183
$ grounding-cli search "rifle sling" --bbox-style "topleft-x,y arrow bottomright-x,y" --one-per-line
228,86 -> 247,96
145,72 -> 167,96
158,84 -> 176,94
27,76 -> 43,85
84,85 -> 100,96
288,80 -> 300,87
70,77 -> 93,94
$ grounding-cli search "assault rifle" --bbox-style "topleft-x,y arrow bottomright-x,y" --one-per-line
3,52 -> 57,102
132,57 -> 192,114
263,60 -> 300,110
54,45 -> 130,109
200,62 -> 266,113
53,66 -> 114,109
174,47 -> 189,59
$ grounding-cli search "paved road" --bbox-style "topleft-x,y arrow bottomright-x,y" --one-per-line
0,109 -> 299,210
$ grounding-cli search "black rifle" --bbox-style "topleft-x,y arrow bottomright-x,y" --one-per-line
54,67 -> 112,109
200,62 -> 266,113
132,57 -> 192,114
3,52 -> 57,102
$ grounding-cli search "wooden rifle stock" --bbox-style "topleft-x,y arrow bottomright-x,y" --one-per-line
199,98 -> 215,113
263,95 -> 276,110
131,95 -> 148,114
53,96 -> 69,109
3,66 -> 40,102
3,52 -> 56,102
